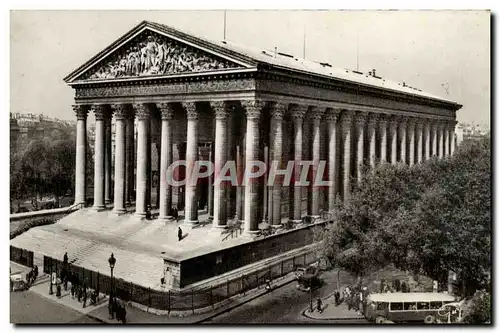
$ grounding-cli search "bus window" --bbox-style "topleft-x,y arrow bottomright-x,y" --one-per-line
404,302 -> 417,310
390,302 -> 403,311
430,301 -> 442,309
417,302 -> 430,310
376,302 -> 388,311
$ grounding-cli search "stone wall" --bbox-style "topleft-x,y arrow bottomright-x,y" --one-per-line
178,222 -> 320,287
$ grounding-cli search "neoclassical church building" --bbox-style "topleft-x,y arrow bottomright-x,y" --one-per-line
12,21 -> 461,293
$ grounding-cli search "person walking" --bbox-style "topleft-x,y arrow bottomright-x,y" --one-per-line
316,298 -> 323,313
178,227 -> 183,241
82,281 -> 87,308
334,290 -> 340,306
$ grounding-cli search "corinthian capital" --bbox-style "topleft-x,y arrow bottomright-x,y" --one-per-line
182,102 -> 198,120
269,102 -> 287,120
324,108 -> 341,122
289,104 -> 308,120
211,101 -> 231,119
73,105 -> 90,120
157,102 -> 175,120
111,104 -> 129,120
354,112 -> 367,127
308,106 -> 324,120
241,100 -> 266,119
91,104 -> 110,121
133,103 -> 150,120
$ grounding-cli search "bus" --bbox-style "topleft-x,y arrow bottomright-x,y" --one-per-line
364,292 -> 456,323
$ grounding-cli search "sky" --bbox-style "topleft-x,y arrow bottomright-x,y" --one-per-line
10,10 -> 490,126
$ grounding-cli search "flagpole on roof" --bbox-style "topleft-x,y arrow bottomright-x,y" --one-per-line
303,24 -> 306,59
223,10 -> 227,41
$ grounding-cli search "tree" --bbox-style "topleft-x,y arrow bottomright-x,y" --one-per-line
317,137 -> 491,296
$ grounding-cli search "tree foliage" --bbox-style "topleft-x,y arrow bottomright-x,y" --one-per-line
316,137 -> 491,299
9,131 -> 86,210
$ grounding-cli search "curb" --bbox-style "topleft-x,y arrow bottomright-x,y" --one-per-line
196,277 -> 296,323
80,276 -> 296,324
302,309 -> 365,321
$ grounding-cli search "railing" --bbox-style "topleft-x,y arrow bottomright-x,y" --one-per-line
222,227 -> 243,241
10,246 -> 34,268
41,249 -> 318,313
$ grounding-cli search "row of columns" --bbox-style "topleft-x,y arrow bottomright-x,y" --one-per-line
73,101 -> 457,237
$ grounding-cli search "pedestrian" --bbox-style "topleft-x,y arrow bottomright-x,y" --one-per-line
63,252 -> 68,264
82,282 -> 87,308
122,303 -> 127,324
70,276 -> 75,298
63,270 -> 68,291
334,290 -> 340,306
33,265 -> 38,282
56,277 -> 62,298
77,283 -> 82,302
316,298 -> 323,313
178,227 -> 182,241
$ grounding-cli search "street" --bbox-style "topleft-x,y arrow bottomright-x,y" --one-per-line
10,290 -> 101,324
202,270 -> 369,324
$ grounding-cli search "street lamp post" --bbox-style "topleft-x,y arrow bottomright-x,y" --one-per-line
108,253 -> 116,320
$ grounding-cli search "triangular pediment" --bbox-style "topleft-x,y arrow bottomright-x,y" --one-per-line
66,22 -> 255,83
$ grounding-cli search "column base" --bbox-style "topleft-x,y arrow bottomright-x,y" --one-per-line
290,219 -> 302,225
271,224 -> 282,229
134,212 -> 147,220
112,208 -> 127,216
158,216 -> 174,223
92,205 -> 106,212
242,230 -> 260,239
183,219 -> 199,227
210,225 -> 228,234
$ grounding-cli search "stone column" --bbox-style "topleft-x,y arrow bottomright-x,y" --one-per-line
92,105 -> 107,211
367,113 -> 377,168
308,107 -> 322,217
341,112 -> 353,202
290,105 -> 307,223
264,146 -> 270,223
183,102 -> 199,225
438,121 -> 445,158
157,103 -> 174,222
450,121 -> 457,156
212,101 -> 230,230
379,115 -> 388,163
407,118 -> 416,166
125,111 -> 135,206
235,144 -> 243,221
354,112 -> 366,183
325,108 -> 340,211
416,119 -> 424,164
398,117 -> 408,163
389,117 -> 398,165
208,147 -> 214,220
269,103 -> 287,226
146,119 -> 152,210
111,104 -> 127,214
104,115 -> 112,205
134,104 -> 150,218
431,122 -> 438,157
242,100 -> 264,236
444,122 -> 451,157
424,120 -> 431,160
73,105 -> 89,206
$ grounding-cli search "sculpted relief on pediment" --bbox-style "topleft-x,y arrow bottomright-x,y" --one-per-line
78,31 -> 242,81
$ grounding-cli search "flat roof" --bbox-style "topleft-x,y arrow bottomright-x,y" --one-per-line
368,292 -> 456,303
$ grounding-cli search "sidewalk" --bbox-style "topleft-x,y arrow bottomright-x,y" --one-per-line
11,261 -> 296,324
303,294 -> 365,321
